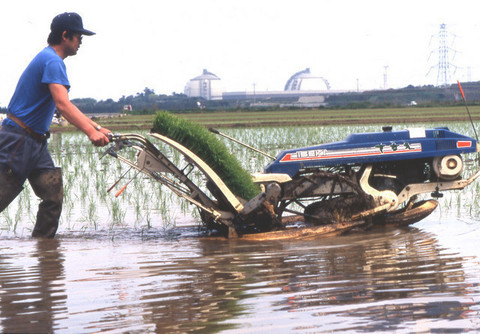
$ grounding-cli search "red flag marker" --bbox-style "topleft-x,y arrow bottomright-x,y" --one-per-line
457,80 -> 466,100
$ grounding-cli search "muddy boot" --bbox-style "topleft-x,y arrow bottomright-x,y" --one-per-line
0,169 -> 24,213
29,168 -> 63,238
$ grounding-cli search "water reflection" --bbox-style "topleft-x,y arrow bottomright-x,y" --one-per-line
0,226 -> 478,333
0,239 -> 66,333
132,227 -> 479,332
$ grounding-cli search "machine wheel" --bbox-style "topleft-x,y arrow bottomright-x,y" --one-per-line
304,194 -> 375,225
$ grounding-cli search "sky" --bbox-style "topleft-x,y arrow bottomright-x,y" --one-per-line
1,0 -> 480,107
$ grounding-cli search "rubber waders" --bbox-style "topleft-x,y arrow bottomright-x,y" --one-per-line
29,168 -> 63,238
0,169 -> 24,213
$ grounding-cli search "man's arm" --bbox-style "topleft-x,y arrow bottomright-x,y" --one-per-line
49,83 -> 111,146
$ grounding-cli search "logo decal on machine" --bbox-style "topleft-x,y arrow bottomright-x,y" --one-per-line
457,141 -> 472,148
280,142 -> 422,163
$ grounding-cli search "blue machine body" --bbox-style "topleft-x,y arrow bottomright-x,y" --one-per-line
264,127 -> 478,177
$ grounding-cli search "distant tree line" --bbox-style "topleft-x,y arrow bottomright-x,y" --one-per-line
72,87 -> 231,114
73,88 -> 191,114
3,82 -> 480,115
325,83 -> 480,109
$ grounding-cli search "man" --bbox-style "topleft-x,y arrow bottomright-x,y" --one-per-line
0,12 -> 111,238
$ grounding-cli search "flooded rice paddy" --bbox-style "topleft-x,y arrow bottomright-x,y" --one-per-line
1,123 -> 480,333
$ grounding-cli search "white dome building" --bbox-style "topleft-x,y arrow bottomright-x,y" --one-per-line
184,69 -> 224,100
284,68 -> 331,91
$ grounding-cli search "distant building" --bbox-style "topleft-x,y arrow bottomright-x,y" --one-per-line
284,68 -> 331,91
184,69 -> 224,100
184,67 -> 349,106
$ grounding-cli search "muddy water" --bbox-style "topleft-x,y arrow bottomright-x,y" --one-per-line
1,213 -> 480,333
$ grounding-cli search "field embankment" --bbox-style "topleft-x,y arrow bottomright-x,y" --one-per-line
49,106 -> 480,133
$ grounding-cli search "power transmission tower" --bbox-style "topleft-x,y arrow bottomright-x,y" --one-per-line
427,23 -> 458,87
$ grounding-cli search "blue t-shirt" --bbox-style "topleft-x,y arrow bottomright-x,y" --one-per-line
4,46 -> 70,134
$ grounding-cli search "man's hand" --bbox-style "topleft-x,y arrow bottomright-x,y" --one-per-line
89,131 -> 110,147
90,126 -> 112,146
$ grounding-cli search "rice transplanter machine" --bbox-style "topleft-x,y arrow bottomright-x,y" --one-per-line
102,124 -> 480,239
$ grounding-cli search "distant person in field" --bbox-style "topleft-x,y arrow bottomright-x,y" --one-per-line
0,12 -> 111,238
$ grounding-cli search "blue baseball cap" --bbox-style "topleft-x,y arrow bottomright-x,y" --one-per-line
51,12 -> 95,36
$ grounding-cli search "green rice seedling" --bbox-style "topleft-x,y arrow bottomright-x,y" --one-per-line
86,198 -> 99,229
161,211 -> 175,230
109,199 -> 126,227
13,201 -> 24,233
143,200 -> 152,229
95,171 -> 108,200
134,197 -> 142,224
2,207 -> 13,231
456,193 -> 462,216
18,185 -> 32,212
180,198 -> 189,215
152,111 -> 260,200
